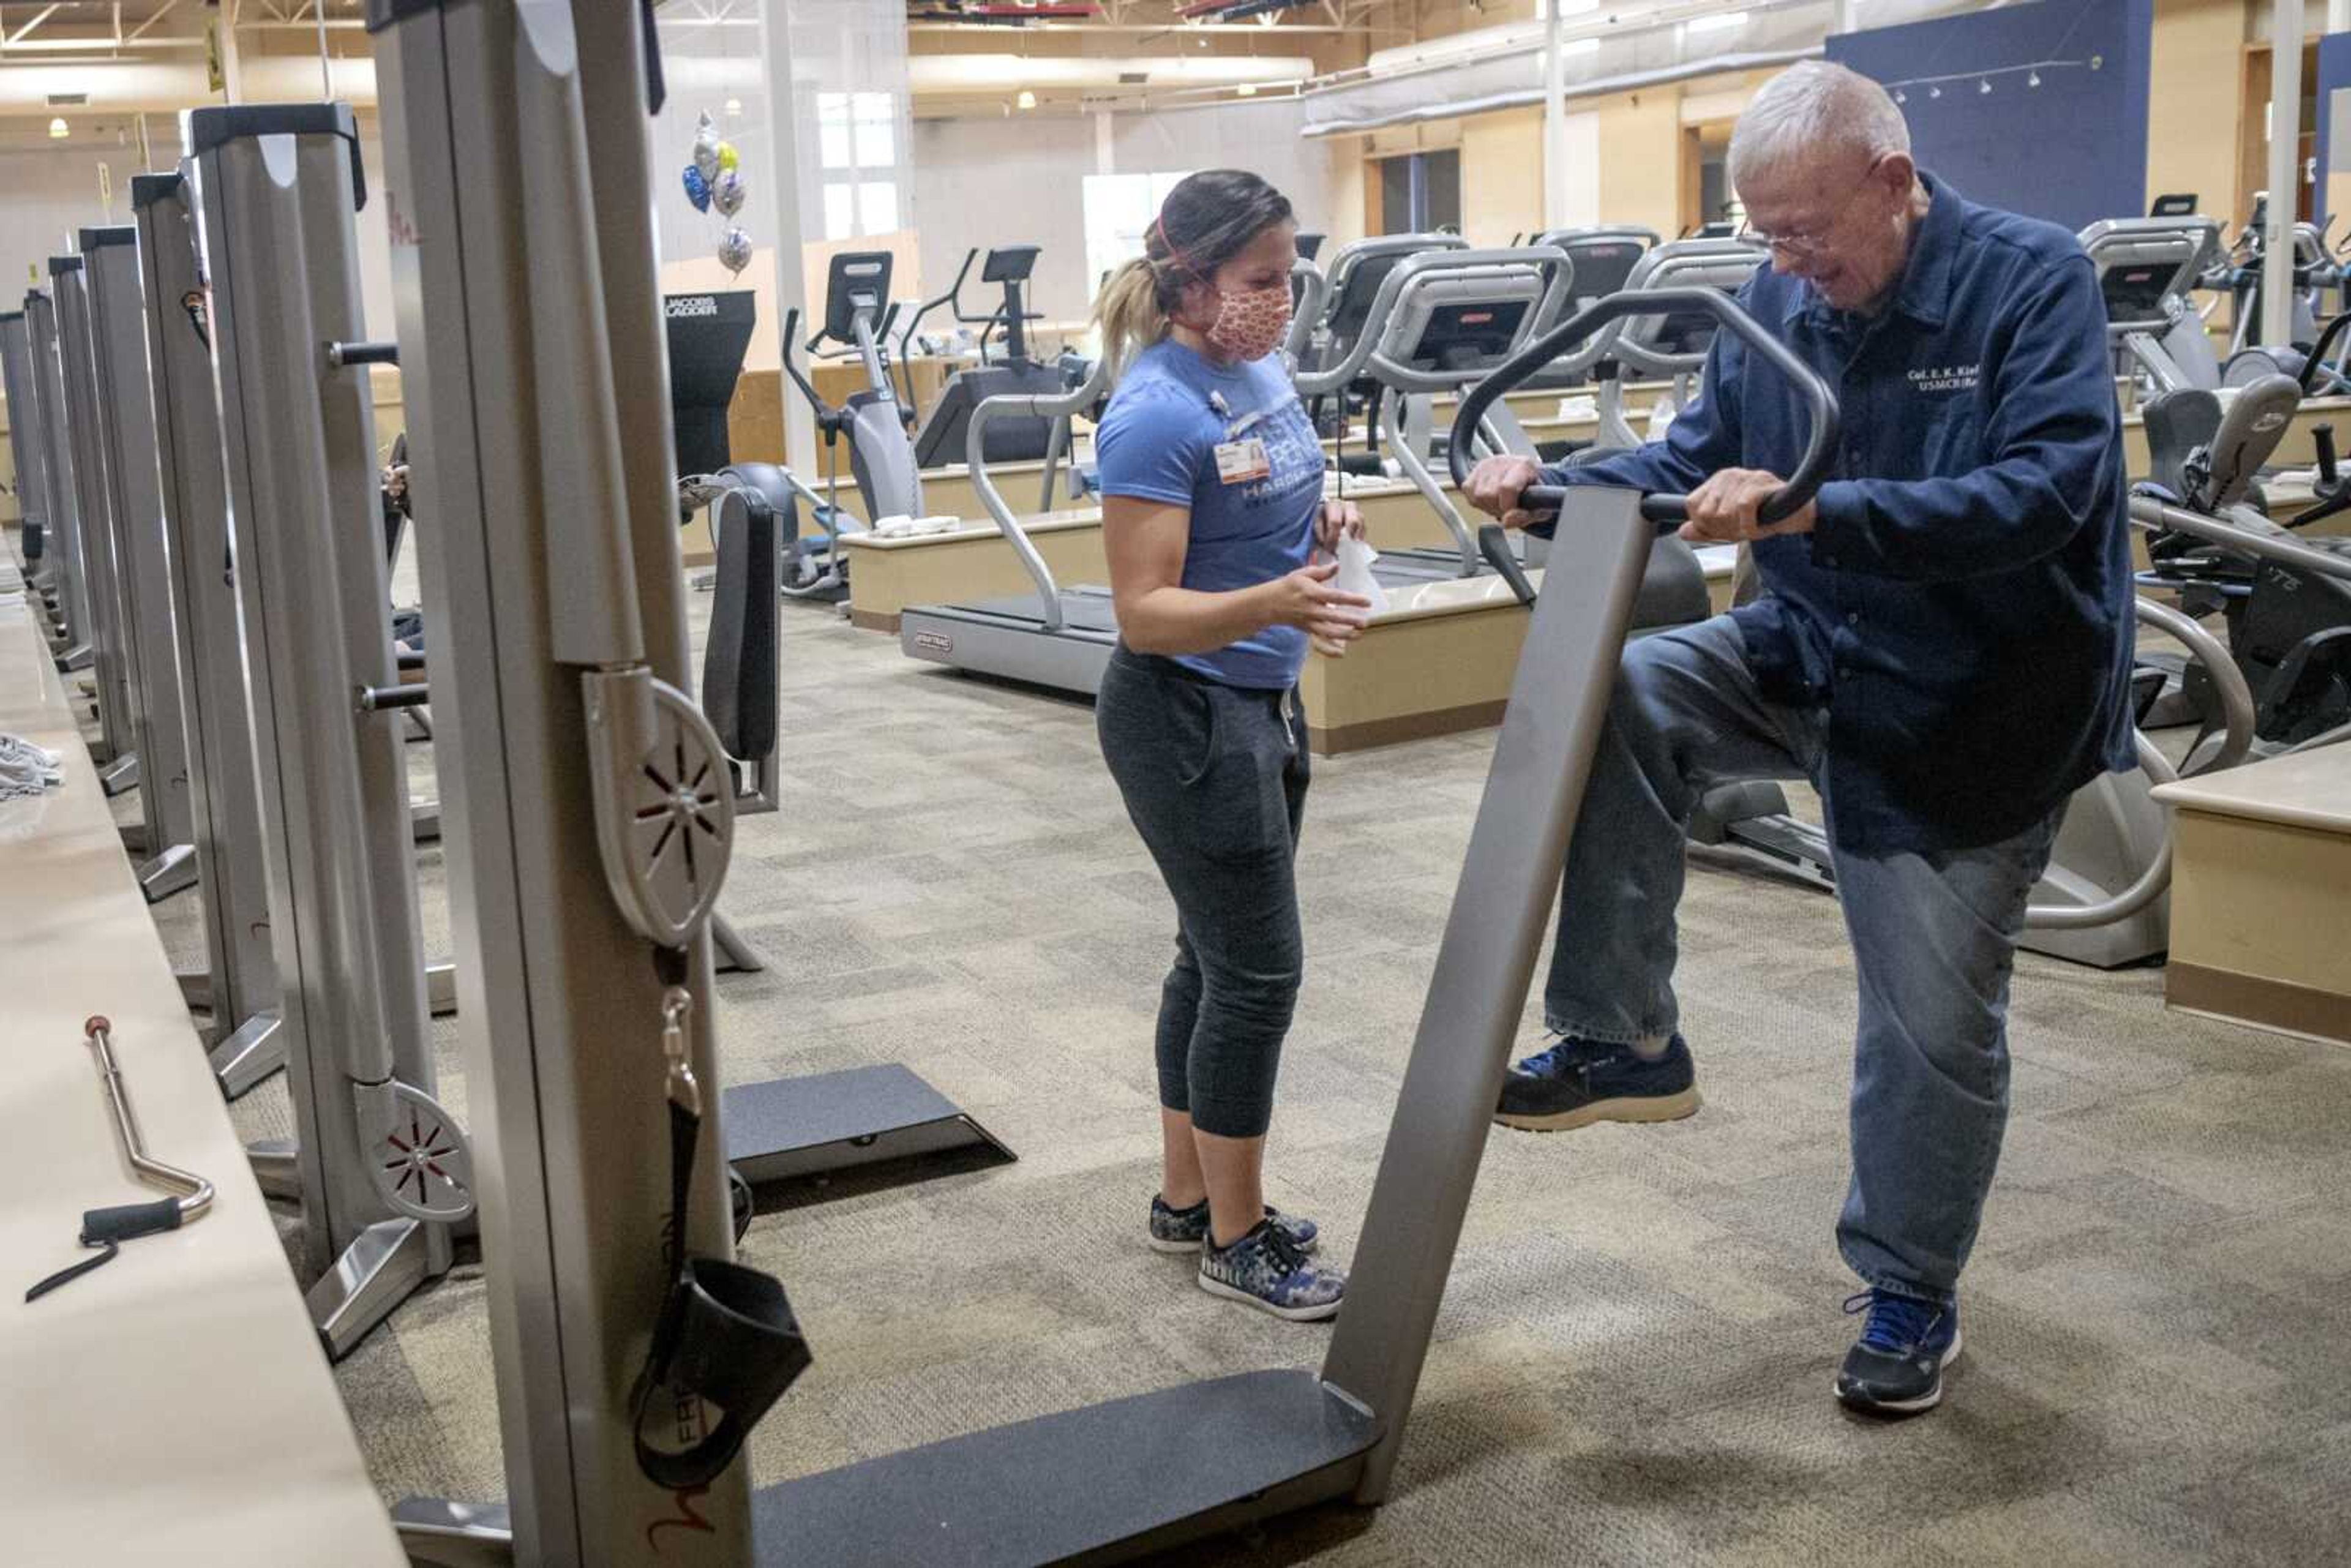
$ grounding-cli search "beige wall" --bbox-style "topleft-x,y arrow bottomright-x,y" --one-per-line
1461,107 -> 1545,246
2149,0 -> 2254,226
1597,88 -> 1692,239
1329,66 -> 1771,244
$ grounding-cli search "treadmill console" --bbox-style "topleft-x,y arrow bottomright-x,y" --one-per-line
821,250 -> 894,345
981,245 -> 1040,285
2077,217 -> 2218,336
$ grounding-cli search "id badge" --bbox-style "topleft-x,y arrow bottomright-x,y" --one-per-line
1214,437 -> 1272,486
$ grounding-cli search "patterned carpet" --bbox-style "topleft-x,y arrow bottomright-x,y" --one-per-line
138,558 -> 2351,1567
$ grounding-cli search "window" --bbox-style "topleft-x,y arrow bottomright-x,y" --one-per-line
817,91 -> 903,239
853,92 -> 895,169
1375,149 -> 1461,236
1082,170 -> 1196,294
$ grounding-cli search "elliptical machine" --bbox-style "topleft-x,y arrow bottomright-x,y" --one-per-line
774,252 -> 926,596
2137,318 -> 2351,754
782,249 -> 922,525
894,244 -> 1063,467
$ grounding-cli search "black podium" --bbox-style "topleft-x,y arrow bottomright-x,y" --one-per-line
664,288 -> 757,478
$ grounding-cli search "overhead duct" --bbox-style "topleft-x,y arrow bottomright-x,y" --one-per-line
1297,0 -> 1979,138
0,58 -> 378,114
908,52 -> 1314,92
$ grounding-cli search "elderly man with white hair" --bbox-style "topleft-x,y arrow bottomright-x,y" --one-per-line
1465,59 -> 2134,1417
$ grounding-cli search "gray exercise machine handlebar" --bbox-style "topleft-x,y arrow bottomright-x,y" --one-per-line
1448,283 -> 1840,528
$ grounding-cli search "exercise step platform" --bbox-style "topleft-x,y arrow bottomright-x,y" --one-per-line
746,1369 -> 1381,1566
723,1062 -> 1014,1186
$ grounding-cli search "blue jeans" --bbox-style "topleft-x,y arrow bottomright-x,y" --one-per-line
1546,615 -> 2061,1305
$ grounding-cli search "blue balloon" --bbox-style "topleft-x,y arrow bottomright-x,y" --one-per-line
682,163 -> 711,214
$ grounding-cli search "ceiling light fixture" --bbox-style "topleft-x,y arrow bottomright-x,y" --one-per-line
1238,82 -> 1257,94
48,117 -> 69,140
1016,88 -> 1038,109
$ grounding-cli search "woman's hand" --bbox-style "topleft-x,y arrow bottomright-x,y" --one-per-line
1262,559 -> 1372,657
1315,497 -> 1367,550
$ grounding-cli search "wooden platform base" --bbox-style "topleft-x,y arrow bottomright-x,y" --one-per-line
2153,753 -> 2351,1047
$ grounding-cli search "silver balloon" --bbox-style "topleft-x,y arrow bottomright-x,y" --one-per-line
713,168 -> 747,218
692,111 -> 722,184
718,226 -> 753,276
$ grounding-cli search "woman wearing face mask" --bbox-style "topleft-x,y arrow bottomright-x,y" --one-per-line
1089,169 -> 1370,1321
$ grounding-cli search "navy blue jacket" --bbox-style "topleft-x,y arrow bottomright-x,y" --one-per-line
1546,174 -> 2136,855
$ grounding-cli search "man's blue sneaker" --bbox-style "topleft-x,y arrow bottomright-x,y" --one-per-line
1835,1289 -> 1963,1417
1147,1195 -> 1319,1256
1494,1032 -> 1701,1131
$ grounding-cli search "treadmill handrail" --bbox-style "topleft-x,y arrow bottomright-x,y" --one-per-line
1449,285 -> 1839,527
965,354 -> 1113,632
1284,257 -> 1329,364
1295,245 -> 1573,399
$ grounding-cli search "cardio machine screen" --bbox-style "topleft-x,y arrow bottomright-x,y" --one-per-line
1403,300 -> 1533,371
2099,264 -> 2179,329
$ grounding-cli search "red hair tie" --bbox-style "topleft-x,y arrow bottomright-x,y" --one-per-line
1153,216 -> 1200,280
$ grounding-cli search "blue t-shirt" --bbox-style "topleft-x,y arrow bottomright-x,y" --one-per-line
1093,338 -> 1324,689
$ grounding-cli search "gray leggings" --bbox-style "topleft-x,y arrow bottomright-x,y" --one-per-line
1096,647 -> 1309,1139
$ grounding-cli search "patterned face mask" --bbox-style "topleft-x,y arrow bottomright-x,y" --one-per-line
1204,282 -> 1293,363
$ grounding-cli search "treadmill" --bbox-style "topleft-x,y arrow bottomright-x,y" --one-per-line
899,244 -> 1065,468
897,247 -> 1573,695
1522,225 -> 1660,389
1550,237 -> 1767,452
897,358 -> 1124,694
1298,243 -> 1574,580
2077,215 -> 2224,395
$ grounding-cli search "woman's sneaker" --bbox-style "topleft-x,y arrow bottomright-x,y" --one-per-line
1198,1218 -> 1344,1321
1148,1196 -> 1319,1255
1834,1289 -> 1962,1417
1494,1032 -> 1701,1131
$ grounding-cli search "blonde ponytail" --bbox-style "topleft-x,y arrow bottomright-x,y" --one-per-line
1091,257 -> 1168,387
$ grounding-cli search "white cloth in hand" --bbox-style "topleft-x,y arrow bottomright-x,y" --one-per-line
1331,535 -> 1391,617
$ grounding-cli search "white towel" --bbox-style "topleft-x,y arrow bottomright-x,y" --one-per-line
1331,535 -> 1392,617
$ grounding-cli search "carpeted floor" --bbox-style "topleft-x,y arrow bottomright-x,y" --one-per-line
138,557 -> 2351,1567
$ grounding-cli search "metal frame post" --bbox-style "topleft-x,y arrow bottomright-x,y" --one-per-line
23,291 -> 91,656
51,256 -> 143,776
2265,0 -> 2308,347
132,170 -> 287,1091
192,102 -> 461,1358
367,4 -> 748,1557
83,226 -> 201,899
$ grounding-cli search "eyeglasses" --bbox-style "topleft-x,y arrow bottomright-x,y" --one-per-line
1737,156 -> 1887,260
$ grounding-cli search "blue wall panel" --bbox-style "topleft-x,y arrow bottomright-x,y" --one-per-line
1824,0 -> 2154,233
2312,32 -> 2351,230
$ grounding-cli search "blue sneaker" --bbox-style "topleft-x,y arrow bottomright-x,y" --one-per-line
1198,1218 -> 1345,1322
1835,1289 -> 1963,1416
1147,1196 -> 1319,1256
1494,1032 -> 1701,1131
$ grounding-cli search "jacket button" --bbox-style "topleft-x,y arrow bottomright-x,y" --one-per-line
1838,666 -> 1855,680
1846,610 -> 1860,626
